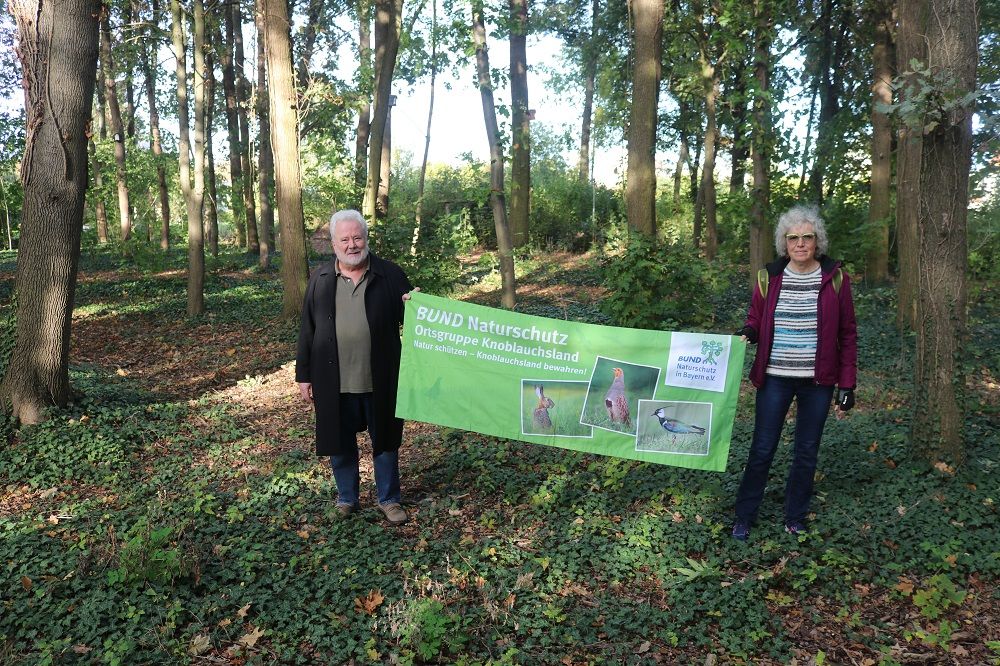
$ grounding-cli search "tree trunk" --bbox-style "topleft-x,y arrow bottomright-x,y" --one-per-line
204,48 -> 219,257
807,0 -> 834,202
412,0 -> 437,255
866,0 -> 893,283
297,0 -> 324,92
378,110 -> 392,217
509,0 -> 530,247
578,0 -> 598,183
624,0 -> 664,237
728,65 -> 749,195
363,0 -> 402,223
142,0 -> 171,250
172,0 -> 205,315
798,79 -> 818,194
692,133 -> 703,244
749,0 -> 774,283
355,0 -> 372,208
220,4 -> 246,247
701,67 -> 719,258
263,0 -> 308,318
2,0 -> 99,424
90,87 -> 109,244
234,2 -> 260,252
896,0 -> 919,329
255,0 -> 275,269
901,0 -> 976,463
100,7 -> 133,241
472,0 -> 515,308
123,0 -> 137,139
673,133 -> 689,213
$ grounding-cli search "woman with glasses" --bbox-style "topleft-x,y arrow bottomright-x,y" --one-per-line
730,205 -> 858,541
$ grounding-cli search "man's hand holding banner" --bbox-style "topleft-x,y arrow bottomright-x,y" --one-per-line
396,292 -> 745,472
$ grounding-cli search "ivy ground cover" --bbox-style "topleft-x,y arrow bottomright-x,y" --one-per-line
1,249 -> 998,665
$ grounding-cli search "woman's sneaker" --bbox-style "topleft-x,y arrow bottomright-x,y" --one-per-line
784,521 -> 808,535
731,521 -> 750,541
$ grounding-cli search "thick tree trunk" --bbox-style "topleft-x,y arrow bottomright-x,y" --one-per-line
363,0 -> 402,223
578,0 -> 598,183
866,0 -> 893,282
509,0 -> 530,247
263,0 -> 308,317
624,0 -> 664,237
172,0 -> 205,315
355,0 -> 372,208
100,8 -> 133,241
220,5 -> 246,247
123,0 -> 137,139
749,0 -> 774,283
412,0 -> 437,255
700,68 -> 719,258
472,0 -> 515,308
2,0 -> 99,424
255,0 -> 275,270
141,2 -> 171,250
901,0 -> 976,464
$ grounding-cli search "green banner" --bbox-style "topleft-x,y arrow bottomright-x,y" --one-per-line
396,293 -> 746,471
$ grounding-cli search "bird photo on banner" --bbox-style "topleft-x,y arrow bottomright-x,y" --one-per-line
581,357 -> 660,436
636,401 -> 713,456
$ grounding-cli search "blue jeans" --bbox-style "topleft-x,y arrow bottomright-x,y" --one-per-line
329,393 -> 401,506
734,376 -> 834,524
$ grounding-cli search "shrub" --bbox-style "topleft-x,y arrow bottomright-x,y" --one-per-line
600,232 -> 716,331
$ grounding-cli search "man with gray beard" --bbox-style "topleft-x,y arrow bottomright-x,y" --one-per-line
295,209 -> 415,525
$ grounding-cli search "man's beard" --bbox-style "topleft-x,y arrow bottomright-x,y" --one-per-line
336,246 -> 370,268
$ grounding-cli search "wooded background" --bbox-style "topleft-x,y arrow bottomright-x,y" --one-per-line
0,0 -> 997,458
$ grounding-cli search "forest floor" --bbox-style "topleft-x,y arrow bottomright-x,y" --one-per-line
1,247 -> 999,665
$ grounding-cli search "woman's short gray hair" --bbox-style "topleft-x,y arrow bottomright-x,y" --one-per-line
773,205 -> 829,257
329,209 -> 368,239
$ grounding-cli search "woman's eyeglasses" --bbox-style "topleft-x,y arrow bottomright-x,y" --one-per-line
785,233 -> 816,242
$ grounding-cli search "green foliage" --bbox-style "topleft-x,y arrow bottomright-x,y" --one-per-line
1,251 -> 999,664
372,208 -> 476,296
599,232 -> 715,330
393,597 -> 469,661
106,518 -> 190,586
969,193 -> 1000,281
881,59 -> 980,135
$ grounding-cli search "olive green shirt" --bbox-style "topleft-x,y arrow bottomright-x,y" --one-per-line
334,262 -> 373,393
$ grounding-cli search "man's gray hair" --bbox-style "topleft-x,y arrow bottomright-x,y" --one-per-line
329,209 -> 368,239
773,205 -> 829,257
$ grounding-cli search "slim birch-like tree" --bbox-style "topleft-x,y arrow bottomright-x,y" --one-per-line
172,0 -> 206,315
100,4 -> 133,241
472,0 -> 515,307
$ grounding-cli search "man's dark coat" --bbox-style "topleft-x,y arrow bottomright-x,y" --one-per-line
295,253 -> 413,456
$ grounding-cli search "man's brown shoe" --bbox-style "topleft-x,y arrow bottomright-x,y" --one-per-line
379,502 -> 408,525
336,503 -> 358,517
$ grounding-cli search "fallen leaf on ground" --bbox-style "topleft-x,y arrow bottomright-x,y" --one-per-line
239,626 -> 264,648
354,590 -> 384,615
188,634 -> 211,656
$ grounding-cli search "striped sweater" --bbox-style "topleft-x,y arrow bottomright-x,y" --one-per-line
765,266 -> 821,378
